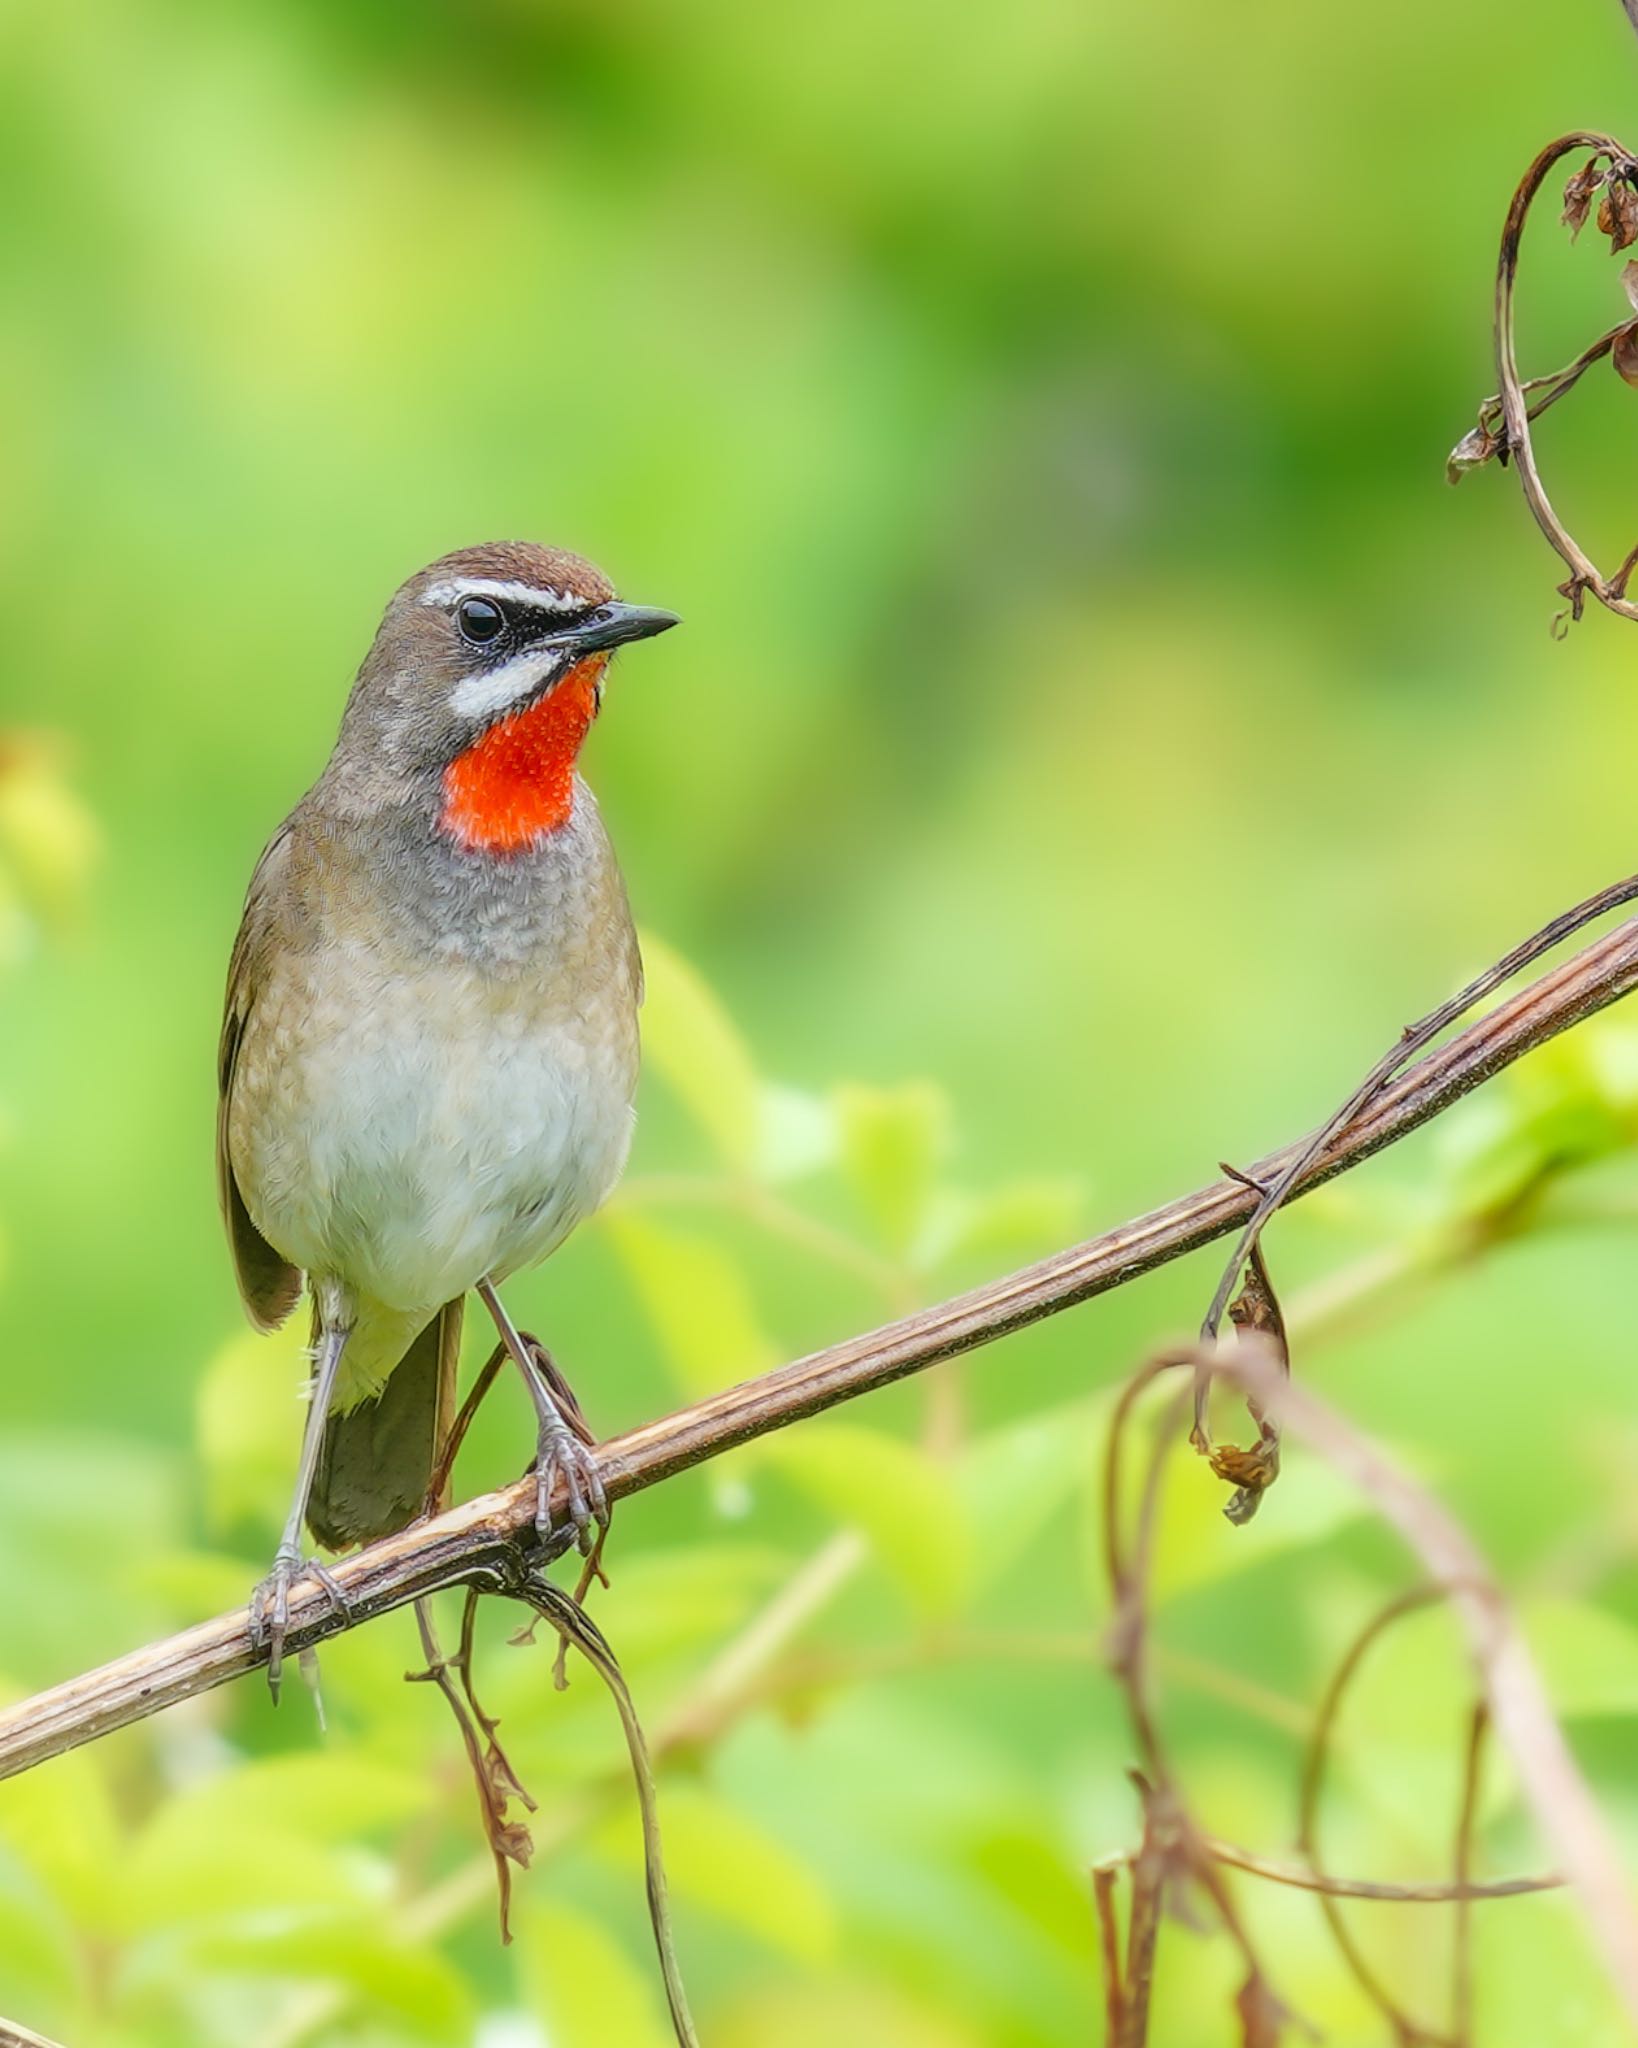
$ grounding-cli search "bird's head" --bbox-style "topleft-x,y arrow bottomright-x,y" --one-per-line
332,540 -> 678,852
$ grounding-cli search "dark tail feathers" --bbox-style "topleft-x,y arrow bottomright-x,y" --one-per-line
307,1298 -> 462,1551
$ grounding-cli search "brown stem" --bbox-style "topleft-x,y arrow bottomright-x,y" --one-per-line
1204,1839 -> 1555,1905
1117,1779 -> 1170,2048
1491,132 -> 1638,625
407,1597 -> 530,1942
1452,1704 -> 1488,2047
1093,1861 -> 1126,2041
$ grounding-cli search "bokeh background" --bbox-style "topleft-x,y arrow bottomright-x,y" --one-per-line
7,0 -> 1638,2041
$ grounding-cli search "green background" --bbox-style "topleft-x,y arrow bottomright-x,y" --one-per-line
5,0 -> 1638,2041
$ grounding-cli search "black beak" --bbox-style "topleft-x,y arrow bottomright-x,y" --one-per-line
554,601 -> 680,654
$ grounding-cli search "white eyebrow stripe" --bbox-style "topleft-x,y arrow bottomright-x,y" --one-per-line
448,644 -> 569,721
420,577 -> 588,614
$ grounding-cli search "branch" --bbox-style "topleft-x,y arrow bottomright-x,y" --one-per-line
1450,125 -> 1638,631
5,904 -> 1638,1780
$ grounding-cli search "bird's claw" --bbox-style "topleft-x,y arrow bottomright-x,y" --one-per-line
532,1420 -> 609,1556
248,1544 -> 352,1700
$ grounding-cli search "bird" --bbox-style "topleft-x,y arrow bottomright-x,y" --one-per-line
216,540 -> 678,1692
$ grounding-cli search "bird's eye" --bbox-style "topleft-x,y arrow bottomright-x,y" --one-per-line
455,596 -> 506,644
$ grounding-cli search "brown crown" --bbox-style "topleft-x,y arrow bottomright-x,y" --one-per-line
409,541 -> 616,607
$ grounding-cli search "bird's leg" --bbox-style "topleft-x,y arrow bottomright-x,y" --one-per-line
515,1331 -> 597,1450
475,1277 -> 609,1553
249,1288 -> 355,1698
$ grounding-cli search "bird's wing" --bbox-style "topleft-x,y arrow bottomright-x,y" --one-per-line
217,820 -> 303,1331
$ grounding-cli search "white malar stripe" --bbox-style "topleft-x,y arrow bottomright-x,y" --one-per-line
421,577 -> 586,615
448,645 -> 568,721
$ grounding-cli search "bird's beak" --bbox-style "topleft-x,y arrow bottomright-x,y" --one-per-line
551,601 -> 680,654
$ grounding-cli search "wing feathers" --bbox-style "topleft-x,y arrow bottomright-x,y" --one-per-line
217,823 -> 302,1330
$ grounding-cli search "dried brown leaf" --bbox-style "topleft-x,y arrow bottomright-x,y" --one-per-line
1600,178 -> 1638,253
1235,1974 -> 1290,2048
1210,1427 -> 1282,1526
1227,1246 -> 1287,1358
495,1819 -> 535,1868
1614,323 -> 1638,388
1208,1242 -> 1288,1524
1446,421 -> 1503,484
1564,157 -> 1607,238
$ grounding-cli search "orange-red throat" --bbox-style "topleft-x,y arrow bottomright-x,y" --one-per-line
440,654 -> 609,854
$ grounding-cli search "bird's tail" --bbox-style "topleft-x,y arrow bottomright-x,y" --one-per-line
306,1297 -> 463,1551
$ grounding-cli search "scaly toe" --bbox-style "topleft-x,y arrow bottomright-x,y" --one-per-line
248,1548 -> 349,1701
533,1428 -> 608,1554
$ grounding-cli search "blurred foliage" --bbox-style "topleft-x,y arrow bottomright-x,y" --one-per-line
7,0 -> 1638,2040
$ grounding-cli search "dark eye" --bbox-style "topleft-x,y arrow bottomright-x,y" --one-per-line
455,596 -> 505,644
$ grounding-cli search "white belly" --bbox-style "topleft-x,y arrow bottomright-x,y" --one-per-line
233,952 -> 636,1314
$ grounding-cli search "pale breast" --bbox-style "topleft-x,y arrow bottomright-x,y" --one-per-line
227,787 -> 640,1312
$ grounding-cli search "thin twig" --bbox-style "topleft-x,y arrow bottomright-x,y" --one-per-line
1203,1839 -> 1555,1906
422,1341 -> 509,1513
1093,1860 -> 1126,2040
1117,1777 -> 1171,2048
406,1598 -> 531,1941
1456,320 -> 1627,466
1297,1586 -> 1454,2043
1491,133 -> 1638,625
1452,1704 -> 1488,2047
510,1576 -> 699,2048
3,900 -> 1638,1778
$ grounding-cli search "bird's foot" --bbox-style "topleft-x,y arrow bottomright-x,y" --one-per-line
248,1543 -> 352,1700
531,1415 -> 609,1556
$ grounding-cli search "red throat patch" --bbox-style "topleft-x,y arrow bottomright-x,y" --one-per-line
439,655 -> 609,853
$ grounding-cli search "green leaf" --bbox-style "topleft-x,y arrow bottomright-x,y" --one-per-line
0,742 -> 98,931
154,1751 -> 433,1846
764,1423 -> 974,1616
921,1176 -> 1086,1272
120,1779 -> 371,1933
639,934 -> 761,1172
1433,1035 -> 1630,1221
125,1547 -> 268,1619
0,1434 -> 181,1668
515,1899 -> 676,2048
1521,1596 -> 1638,1718
1094,1430 -> 1363,1611
958,1394 -> 1109,1596
606,1212 -> 777,1396
714,1981 -> 984,2048
834,1081 -> 951,1260
594,1783 -> 838,1964
0,1747 -> 123,1932
0,1844 -> 82,2020
756,1082 -> 839,1182
588,1543 -> 796,1667
184,1914 -> 474,2039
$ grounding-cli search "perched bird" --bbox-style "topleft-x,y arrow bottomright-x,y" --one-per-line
217,541 -> 677,1689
